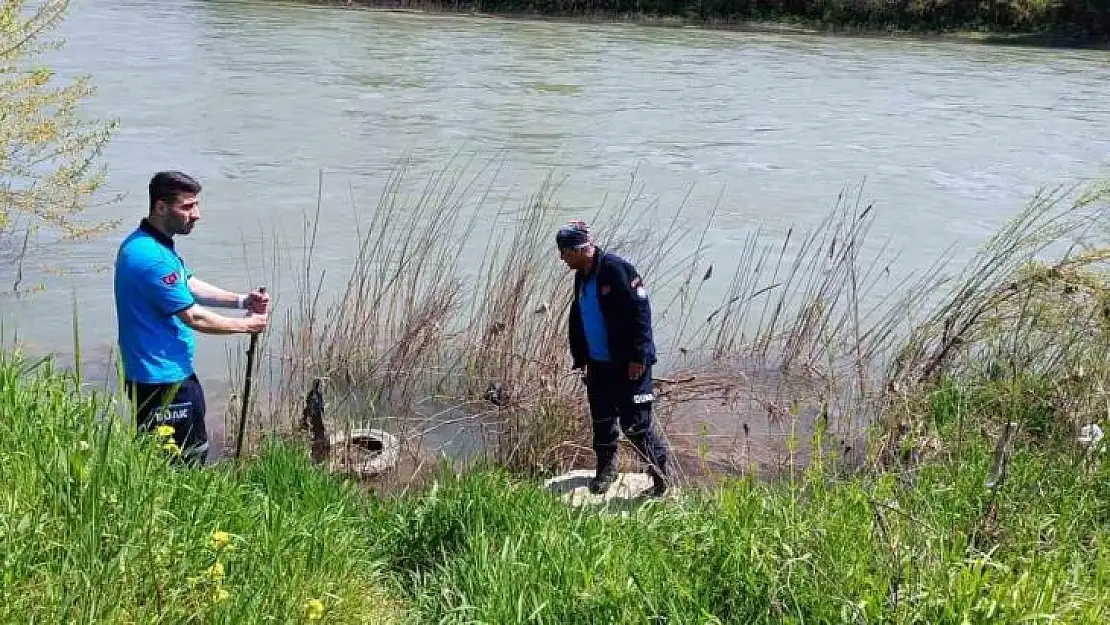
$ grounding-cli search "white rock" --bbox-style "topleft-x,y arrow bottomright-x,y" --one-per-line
1079,424 -> 1104,450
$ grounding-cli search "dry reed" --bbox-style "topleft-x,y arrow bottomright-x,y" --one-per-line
224,159 -> 1110,484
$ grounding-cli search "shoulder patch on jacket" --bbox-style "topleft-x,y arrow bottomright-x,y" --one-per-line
631,276 -> 647,299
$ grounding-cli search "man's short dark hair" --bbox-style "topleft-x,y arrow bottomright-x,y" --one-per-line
149,171 -> 201,213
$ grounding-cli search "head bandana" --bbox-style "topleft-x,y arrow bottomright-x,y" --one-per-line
556,220 -> 591,250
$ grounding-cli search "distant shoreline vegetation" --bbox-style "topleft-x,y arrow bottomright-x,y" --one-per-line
287,0 -> 1109,46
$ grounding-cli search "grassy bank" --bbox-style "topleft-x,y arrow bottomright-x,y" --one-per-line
0,351 -> 401,623
3,347 -> 1109,622
290,0 -> 1110,44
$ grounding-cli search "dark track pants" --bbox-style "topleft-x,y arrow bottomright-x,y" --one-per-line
585,362 -> 668,475
126,374 -> 209,465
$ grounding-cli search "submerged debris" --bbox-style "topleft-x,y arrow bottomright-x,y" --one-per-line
484,381 -> 510,407
301,378 -> 331,463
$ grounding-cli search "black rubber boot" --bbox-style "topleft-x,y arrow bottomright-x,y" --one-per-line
589,456 -> 618,494
645,457 -> 668,498
626,431 -> 668,498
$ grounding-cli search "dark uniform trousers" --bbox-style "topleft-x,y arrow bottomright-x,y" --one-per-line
126,374 -> 209,466
585,361 -> 668,474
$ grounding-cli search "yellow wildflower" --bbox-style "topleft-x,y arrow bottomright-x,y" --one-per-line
213,587 -> 230,603
28,119 -> 59,144
305,599 -> 325,620
205,562 -> 225,582
162,441 -> 181,456
77,440 -> 90,451
155,425 -> 175,438
210,530 -> 231,551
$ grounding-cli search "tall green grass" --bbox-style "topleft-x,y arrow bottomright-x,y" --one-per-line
4,348 -> 1107,623
367,416 -> 1110,623
0,350 -> 401,623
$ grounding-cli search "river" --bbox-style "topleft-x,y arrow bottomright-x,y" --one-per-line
3,0 -> 1109,456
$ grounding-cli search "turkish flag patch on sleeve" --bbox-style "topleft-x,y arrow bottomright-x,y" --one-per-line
161,271 -> 179,286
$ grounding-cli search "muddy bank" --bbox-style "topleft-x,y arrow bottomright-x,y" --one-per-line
271,356 -> 872,496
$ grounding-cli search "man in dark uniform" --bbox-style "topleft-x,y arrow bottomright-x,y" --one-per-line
557,220 -> 670,496
114,171 -> 270,464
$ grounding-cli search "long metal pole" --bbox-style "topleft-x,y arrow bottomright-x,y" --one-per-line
235,287 -> 265,460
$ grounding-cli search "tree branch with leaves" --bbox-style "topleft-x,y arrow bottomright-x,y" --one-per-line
1,0 -> 118,292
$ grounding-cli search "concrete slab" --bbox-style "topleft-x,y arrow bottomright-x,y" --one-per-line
543,469 -> 677,509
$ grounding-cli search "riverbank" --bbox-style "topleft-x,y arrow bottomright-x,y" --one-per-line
283,0 -> 1110,47
3,345 -> 1109,622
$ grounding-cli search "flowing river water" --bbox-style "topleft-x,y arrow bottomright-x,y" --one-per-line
3,0 -> 1109,464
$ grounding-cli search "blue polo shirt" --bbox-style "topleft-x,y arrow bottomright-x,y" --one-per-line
114,220 -> 197,384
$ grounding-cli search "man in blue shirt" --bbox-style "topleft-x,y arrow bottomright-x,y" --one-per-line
114,171 -> 269,464
558,220 -> 670,496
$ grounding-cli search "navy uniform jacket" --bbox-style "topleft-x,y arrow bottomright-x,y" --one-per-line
568,249 -> 657,369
